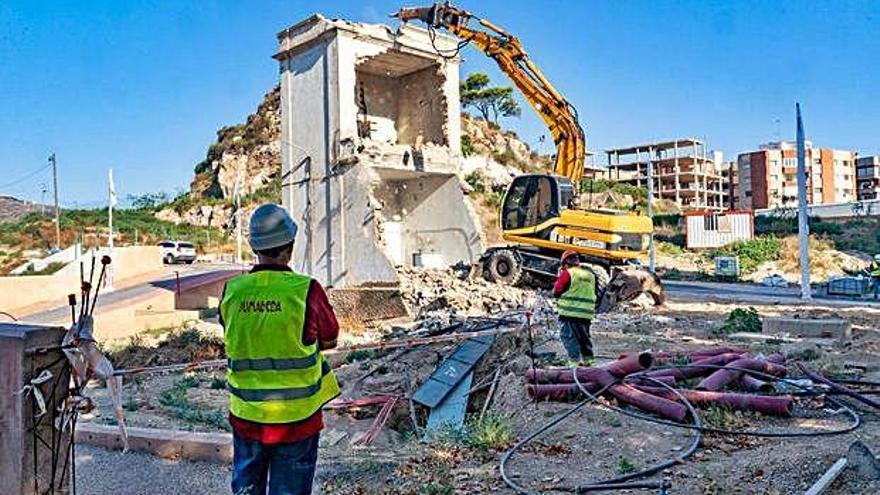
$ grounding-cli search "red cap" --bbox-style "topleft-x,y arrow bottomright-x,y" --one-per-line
561,250 -> 579,264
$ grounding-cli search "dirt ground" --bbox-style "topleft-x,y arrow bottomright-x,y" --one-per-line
83,293 -> 880,495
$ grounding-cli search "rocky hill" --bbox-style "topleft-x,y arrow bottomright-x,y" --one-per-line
0,196 -> 54,223
190,86 -> 281,201
160,85 -> 547,233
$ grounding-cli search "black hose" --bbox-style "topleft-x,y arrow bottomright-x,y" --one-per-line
620,364 -> 861,438
567,372 -> 701,490
501,360 -> 861,494
500,372 -> 703,494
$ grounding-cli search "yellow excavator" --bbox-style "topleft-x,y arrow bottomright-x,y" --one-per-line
395,3 -> 662,305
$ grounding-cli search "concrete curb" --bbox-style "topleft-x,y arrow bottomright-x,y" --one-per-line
75,423 -> 232,463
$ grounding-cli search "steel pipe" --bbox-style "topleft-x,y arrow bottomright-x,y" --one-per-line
645,352 -> 745,380
590,368 -> 689,422
739,374 -> 775,393
634,386 -> 793,417
696,358 -> 787,391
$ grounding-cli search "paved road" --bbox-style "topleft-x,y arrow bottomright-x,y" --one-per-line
75,445 -> 230,495
22,264 -> 244,325
664,279 -> 880,307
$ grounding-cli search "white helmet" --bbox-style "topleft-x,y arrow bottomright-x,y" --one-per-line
874,254 -> 880,263
248,204 -> 298,251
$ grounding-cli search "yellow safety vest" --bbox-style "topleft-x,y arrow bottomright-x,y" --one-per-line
558,266 -> 597,320
220,270 -> 339,424
872,262 -> 880,278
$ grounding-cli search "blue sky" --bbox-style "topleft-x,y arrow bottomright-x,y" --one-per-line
2,1 -> 878,207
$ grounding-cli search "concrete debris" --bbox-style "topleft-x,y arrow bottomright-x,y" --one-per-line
397,266 -> 539,320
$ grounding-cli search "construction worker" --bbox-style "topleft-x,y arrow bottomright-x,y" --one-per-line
220,204 -> 340,495
872,254 -> 880,299
553,250 -> 597,365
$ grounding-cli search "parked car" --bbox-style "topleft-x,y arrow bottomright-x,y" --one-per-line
159,240 -> 197,264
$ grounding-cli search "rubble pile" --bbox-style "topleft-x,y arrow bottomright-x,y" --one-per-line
396,265 -> 540,319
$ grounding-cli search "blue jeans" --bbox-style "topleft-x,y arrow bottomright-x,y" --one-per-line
232,432 -> 319,495
559,316 -> 593,361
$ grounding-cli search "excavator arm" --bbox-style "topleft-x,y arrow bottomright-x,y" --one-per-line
394,3 -> 587,184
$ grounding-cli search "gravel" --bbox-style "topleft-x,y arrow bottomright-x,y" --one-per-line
75,445 -> 230,495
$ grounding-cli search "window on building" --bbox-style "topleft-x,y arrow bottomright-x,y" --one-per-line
704,215 -> 718,231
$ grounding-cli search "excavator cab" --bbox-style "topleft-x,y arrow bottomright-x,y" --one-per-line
501,175 -> 573,235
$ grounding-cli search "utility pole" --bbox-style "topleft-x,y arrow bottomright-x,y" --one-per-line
50,153 -> 60,249
796,104 -> 811,300
646,148 -> 656,273
235,176 -> 242,265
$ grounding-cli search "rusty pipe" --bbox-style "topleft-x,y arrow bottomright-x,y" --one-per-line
739,374 -> 775,393
526,352 -> 653,384
645,352 -> 745,380
603,352 -> 653,377
527,383 -> 597,401
696,358 -> 787,391
633,386 -> 793,417
590,368 -> 689,422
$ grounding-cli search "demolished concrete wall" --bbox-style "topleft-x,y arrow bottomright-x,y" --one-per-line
275,15 -> 480,287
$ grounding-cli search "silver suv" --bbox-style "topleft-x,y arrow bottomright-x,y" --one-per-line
159,240 -> 197,264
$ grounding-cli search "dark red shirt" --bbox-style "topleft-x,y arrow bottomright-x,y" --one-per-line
553,266 -> 572,298
221,264 -> 339,444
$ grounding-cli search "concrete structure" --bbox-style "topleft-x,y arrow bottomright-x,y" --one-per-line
1,323 -> 70,494
762,316 -> 852,345
856,155 -> 880,200
275,15 -> 481,287
684,210 -> 753,249
737,141 -> 857,210
22,269 -> 238,343
603,139 -> 726,210
76,423 -> 232,464
755,198 -> 880,219
0,246 -> 162,315
10,243 -> 82,275
720,161 -> 738,208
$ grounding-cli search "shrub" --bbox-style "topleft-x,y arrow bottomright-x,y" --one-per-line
657,241 -> 684,256
460,134 -> 475,157
618,457 -> 636,474
706,236 -> 781,273
466,414 -> 513,451
463,171 -> 486,193
710,307 -> 761,336
431,414 -> 513,451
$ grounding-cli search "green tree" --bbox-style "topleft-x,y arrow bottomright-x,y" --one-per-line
460,72 -> 521,124
128,192 -> 170,210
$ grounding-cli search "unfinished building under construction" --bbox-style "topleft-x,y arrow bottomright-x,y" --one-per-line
275,15 -> 481,288
604,139 -> 727,210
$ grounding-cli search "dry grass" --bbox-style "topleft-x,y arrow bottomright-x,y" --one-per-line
777,235 -> 860,279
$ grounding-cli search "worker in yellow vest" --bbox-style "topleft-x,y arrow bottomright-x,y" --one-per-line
220,204 -> 340,495
553,250 -> 597,365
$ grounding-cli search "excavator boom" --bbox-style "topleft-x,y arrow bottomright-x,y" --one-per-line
396,3 -> 662,310
394,3 -> 587,183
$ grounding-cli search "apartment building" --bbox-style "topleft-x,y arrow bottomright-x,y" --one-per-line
720,161 -> 738,209
603,138 -> 726,210
857,156 -> 880,200
736,141 -> 856,210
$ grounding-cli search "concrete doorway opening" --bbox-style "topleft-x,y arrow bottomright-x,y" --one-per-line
372,168 -> 480,269
355,51 -> 448,147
